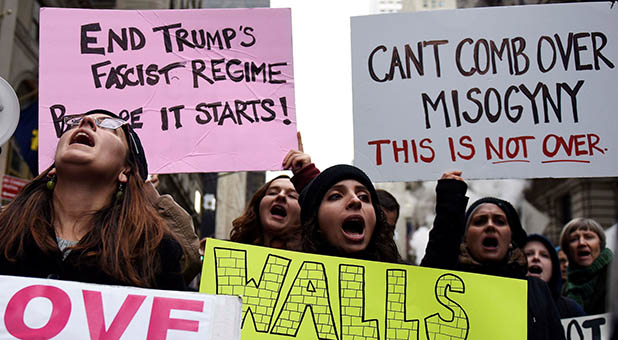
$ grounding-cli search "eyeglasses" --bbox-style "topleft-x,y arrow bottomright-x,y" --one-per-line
63,114 -> 128,131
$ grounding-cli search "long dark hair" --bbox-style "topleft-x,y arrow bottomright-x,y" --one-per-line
301,198 -> 403,264
230,175 -> 300,248
0,150 -> 181,288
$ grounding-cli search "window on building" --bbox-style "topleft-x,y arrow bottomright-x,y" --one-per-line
423,0 -> 428,8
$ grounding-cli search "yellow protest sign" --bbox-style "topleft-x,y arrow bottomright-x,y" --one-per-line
200,239 -> 527,340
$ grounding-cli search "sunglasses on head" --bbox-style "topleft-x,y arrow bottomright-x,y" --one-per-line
63,114 -> 128,131
63,109 -> 149,181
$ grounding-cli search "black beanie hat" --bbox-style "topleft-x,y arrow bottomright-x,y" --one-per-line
84,109 -> 149,181
299,164 -> 379,225
465,197 -> 527,249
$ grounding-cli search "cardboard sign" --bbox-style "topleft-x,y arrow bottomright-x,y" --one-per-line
562,313 -> 610,340
1,175 -> 28,200
39,8 -> 296,174
0,275 -> 241,340
200,239 -> 527,340
351,2 -> 618,181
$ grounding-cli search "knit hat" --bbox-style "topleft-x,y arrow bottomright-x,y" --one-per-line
85,109 -> 149,181
299,164 -> 378,225
465,197 -> 527,249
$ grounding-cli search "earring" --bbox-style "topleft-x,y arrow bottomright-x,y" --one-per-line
115,182 -> 125,201
46,175 -> 56,191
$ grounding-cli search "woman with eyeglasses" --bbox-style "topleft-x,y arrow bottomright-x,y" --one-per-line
0,110 -> 187,290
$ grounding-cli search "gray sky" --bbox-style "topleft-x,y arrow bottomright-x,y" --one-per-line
270,0 -> 372,170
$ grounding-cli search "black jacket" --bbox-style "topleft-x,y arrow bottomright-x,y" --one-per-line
421,179 -> 565,340
0,231 -> 186,290
525,234 -> 585,318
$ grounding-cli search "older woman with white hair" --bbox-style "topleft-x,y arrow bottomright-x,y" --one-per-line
560,217 -> 613,315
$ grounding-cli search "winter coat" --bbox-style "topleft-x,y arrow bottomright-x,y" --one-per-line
565,247 -> 613,315
155,194 -> 201,284
0,229 -> 187,291
421,179 -> 566,340
526,234 -> 585,318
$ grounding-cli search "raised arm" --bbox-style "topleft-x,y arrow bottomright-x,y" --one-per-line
420,171 -> 469,270
284,132 -> 320,192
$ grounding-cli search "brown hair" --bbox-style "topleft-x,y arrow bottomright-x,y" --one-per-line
301,198 -> 403,264
0,157 -> 181,288
230,175 -> 299,248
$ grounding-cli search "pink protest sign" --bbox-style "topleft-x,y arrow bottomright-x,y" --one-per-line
39,8 -> 296,174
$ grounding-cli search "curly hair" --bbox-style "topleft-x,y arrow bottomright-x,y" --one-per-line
230,175 -> 300,249
0,154 -> 183,288
301,197 -> 403,264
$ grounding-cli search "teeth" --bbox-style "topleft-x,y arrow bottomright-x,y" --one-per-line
71,131 -> 93,146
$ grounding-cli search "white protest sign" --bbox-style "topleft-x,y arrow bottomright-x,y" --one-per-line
0,275 -> 241,340
562,313 -> 610,340
351,2 -> 618,181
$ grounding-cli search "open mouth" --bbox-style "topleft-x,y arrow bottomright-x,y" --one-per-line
482,237 -> 498,248
528,265 -> 543,275
70,131 -> 94,147
270,205 -> 287,218
577,250 -> 591,257
341,216 -> 365,240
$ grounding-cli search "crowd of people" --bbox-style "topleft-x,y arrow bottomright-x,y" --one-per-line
0,110 -> 614,338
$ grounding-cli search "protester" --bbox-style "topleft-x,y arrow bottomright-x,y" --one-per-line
524,234 -> 585,318
297,164 -> 402,263
376,189 -> 400,231
0,110 -> 186,290
229,132 -> 310,250
230,175 -> 301,249
560,217 -> 613,315
557,246 -> 569,282
421,171 -> 565,340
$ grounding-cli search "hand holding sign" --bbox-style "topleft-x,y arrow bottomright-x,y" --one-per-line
441,170 -> 463,182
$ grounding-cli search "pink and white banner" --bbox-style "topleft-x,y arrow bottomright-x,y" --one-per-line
0,275 -> 241,340
39,8 -> 296,174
